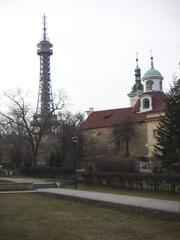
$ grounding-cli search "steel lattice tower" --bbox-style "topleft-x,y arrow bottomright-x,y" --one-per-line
35,15 -> 56,123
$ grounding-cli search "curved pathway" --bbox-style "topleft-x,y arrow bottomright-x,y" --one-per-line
37,188 -> 180,213
1,177 -> 180,215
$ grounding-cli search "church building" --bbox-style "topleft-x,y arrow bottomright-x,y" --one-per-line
80,56 -> 166,171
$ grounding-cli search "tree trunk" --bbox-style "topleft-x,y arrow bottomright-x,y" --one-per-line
126,140 -> 129,157
32,150 -> 38,167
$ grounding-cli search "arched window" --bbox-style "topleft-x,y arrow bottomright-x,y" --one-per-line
143,98 -> 150,109
146,80 -> 153,91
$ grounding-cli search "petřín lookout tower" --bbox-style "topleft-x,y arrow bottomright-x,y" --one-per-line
34,15 -> 57,126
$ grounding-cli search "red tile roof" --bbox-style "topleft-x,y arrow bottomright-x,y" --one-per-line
81,91 -> 167,130
80,108 -> 146,130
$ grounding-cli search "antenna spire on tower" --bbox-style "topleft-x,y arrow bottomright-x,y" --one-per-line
43,14 -> 47,41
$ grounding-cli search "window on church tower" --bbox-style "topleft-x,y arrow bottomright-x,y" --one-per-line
146,80 -> 153,91
143,98 -> 150,109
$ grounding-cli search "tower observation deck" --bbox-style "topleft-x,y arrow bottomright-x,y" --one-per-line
34,15 -> 57,126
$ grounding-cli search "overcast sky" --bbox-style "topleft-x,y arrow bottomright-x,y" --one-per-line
0,0 -> 180,113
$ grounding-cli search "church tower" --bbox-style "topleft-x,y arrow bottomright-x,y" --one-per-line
142,56 -> 164,93
128,56 -> 143,106
139,55 -> 164,112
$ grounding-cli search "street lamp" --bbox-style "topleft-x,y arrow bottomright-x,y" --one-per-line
72,136 -> 78,189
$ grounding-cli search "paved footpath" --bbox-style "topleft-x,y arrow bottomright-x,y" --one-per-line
37,188 -> 180,214
1,177 -> 180,214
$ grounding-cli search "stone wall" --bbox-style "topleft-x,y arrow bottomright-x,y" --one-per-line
81,121 -> 148,169
0,182 -> 33,191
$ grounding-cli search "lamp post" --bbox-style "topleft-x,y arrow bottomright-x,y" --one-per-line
72,136 -> 78,189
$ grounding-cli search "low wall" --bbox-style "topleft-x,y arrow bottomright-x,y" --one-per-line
0,182 -> 33,191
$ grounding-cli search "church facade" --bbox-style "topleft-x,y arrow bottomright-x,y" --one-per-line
80,56 -> 166,171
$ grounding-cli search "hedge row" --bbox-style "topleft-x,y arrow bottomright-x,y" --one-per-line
18,168 -> 180,193
81,171 -> 180,193
19,167 -> 74,178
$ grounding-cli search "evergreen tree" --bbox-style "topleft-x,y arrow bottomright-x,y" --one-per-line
155,79 -> 180,170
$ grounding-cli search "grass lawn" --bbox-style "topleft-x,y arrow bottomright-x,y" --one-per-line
0,193 -> 180,240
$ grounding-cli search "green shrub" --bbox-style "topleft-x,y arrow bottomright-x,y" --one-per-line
95,159 -> 134,172
48,151 -> 65,167
81,171 -> 180,193
19,167 -> 74,178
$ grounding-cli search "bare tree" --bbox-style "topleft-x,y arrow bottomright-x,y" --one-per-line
112,117 -> 136,157
0,89 -> 66,167
55,111 -> 85,167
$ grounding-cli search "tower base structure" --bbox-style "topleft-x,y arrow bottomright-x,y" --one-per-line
37,133 -> 60,166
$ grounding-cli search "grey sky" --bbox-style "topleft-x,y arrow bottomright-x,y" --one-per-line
0,0 -> 179,113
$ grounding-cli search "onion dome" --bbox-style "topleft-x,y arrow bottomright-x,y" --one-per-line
142,56 -> 163,81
